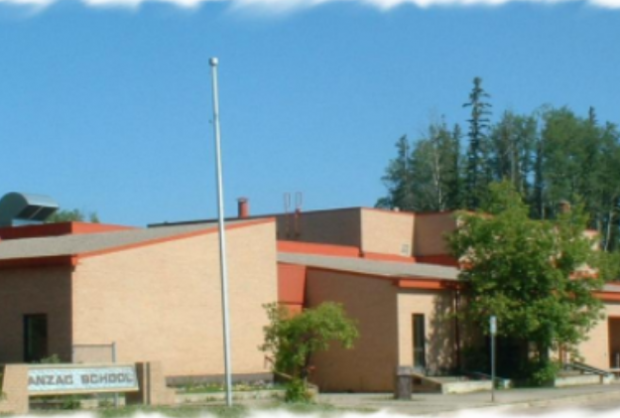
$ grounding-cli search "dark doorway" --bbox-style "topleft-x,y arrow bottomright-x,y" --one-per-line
24,314 -> 48,362
412,314 -> 426,371
494,337 -> 528,378
608,317 -> 620,369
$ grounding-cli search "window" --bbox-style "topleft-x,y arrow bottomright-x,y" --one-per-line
412,314 -> 426,370
24,314 -> 48,362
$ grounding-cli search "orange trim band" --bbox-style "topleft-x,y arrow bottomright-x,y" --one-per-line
594,292 -> 620,302
277,241 -> 360,258
361,252 -> 416,263
0,222 -> 135,240
397,279 -> 460,290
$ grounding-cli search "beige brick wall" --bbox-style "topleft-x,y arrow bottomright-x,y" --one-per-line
578,301 -> 620,369
0,266 -> 73,363
305,270 -> 398,392
274,209 -> 362,247
413,213 -> 457,256
397,290 -> 457,373
71,222 -> 278,379
0,365 -> 29,415
361,209 -> 415,257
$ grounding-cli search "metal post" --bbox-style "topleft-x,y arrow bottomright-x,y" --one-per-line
490,316 -> 496,403
209,56 -> 233,407
491,333 -> 496,402
112,342 -> 119,407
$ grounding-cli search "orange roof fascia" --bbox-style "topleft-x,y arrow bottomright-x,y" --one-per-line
71,222 -> 136,234
303,265 -> 396,281
0,222 -> 136,240
397,279 -> 460,290
361,251 -> 416,263
75,218 -> 275,260
277,241 -> 360,258
593,292 -> 620,302
0,255 -> 78,270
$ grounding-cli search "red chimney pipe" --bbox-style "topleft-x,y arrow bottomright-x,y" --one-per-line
237,198 -> 249,219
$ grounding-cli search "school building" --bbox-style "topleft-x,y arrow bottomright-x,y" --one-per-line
1,193 -> 620,391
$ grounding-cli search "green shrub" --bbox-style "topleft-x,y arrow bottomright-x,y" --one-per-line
39,354 -> 62,364
284,379 -> 313,403
60,395 -> 82,410
520,360 -> 561,387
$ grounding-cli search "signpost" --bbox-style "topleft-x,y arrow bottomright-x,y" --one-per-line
490,315 -> 497,402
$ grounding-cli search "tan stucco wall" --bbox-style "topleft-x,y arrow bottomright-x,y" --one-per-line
578,301 -> 620,369
71,222 -> 278,379
397,290 -> 457,373
361,209 -> 414,257
274,209 -> 362,247
305,270 -> 398,392
0,266 -> 73,363
413,213 -> 457,256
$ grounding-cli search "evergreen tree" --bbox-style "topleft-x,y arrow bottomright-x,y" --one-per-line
376,135 -> 415,210
463,77 -> 492,209
377,121 -> 462,212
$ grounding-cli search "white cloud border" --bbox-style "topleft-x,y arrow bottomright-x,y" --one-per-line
0,0 -> 619,10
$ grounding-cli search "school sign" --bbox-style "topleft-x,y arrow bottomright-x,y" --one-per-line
28,364 -> 139,395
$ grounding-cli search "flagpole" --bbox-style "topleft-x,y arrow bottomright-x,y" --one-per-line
209,56 -> 233,407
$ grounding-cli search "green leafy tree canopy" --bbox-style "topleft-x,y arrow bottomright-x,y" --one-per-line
46,209 -> 100,223
448,181 -> 609,376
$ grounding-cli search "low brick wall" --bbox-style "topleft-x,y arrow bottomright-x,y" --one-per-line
554,374 -> 612,387
126,362 -> 176,406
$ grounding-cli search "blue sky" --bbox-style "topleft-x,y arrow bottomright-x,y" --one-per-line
1,1 -> 619,226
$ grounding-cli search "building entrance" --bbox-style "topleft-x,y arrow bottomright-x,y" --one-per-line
412,314 -> 426,371
608,317 -> 620,369
24,314 -> 48,362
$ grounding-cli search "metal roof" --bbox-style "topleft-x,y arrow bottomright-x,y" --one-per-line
277,252 -> 459,281
0,192 -> 59,227
603,283 -> 620,293
278,253 -> 620,293
0,220 -> 252,261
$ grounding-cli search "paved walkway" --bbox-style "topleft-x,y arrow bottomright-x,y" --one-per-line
316,382 -> 620,415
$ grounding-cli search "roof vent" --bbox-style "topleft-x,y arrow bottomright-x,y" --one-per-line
0,192 -> 59,227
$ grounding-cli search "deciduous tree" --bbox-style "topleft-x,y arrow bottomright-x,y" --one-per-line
449,181 -> 609,383
260,302 -> 358,402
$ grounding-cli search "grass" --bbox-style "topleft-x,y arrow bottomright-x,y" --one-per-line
29,400 -> 377,418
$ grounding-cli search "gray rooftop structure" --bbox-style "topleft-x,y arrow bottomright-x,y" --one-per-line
0,220 -> 254,261
277,252 -> 459,281
0,192 -> 59,227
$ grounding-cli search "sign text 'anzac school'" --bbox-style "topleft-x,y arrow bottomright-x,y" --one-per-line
28,365 -> 139,395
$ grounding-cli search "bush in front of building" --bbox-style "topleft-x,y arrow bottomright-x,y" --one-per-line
260,302 -> 359,402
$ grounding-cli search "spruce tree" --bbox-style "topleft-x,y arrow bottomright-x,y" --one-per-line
463,77 -> 492,209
